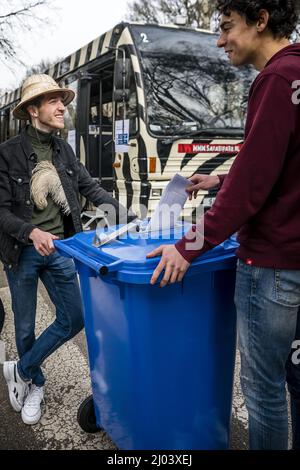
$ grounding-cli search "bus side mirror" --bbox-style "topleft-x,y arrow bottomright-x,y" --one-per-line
114,58 -> 131,103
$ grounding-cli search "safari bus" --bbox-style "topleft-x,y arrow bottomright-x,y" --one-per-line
0,22 -> 256,221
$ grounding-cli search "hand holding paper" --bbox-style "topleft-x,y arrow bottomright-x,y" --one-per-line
147,174 -> 192,232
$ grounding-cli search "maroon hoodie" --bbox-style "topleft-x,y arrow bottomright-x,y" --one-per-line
176,43 -> 300,268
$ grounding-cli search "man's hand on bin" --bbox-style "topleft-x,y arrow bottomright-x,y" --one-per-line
147,244 -> 190,287
186,174 -> 220,200
29,228 -> 59,256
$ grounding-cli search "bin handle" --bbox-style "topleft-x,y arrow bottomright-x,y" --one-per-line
54,241 -> 122,276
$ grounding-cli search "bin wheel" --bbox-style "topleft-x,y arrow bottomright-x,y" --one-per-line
77,395 -> 101,433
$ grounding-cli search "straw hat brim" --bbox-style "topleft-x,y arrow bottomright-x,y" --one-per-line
13,88 -> 75,120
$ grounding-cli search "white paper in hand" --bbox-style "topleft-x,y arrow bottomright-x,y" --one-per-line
0,340 -> 6,364
147,174 -> 192,232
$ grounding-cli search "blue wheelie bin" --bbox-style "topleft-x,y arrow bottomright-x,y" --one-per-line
55,222 -> 238,450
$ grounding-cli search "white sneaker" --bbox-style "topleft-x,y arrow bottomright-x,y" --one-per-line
3,360 -> 29,412
21,384 -> 44,425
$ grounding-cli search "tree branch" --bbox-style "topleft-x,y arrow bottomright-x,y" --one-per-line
0,1 -> 45,20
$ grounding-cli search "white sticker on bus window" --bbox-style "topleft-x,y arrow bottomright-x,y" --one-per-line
115,119 -> 129,153
67,129 -> 76,154
140,33 -> 149,43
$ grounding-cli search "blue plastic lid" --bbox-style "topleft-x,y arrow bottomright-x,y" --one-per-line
55,223 -> 238,284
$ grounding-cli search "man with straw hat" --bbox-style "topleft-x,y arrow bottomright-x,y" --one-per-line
0,74 -> 133,425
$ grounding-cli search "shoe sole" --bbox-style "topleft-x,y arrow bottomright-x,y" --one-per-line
3,361 -> 13,382
3,362 -> 23,412
21,409 -> 41,425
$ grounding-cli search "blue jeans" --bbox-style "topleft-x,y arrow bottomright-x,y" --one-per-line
5,246 -> 84,387
235,259 -> 300,449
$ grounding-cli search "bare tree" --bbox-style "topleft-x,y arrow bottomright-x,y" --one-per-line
127,0 -> 218,29
127,0 -> 300,33
293,22 -> 300,41
0,0 -> 52,63
22,57 -> 62,79
127,0 -> 160,23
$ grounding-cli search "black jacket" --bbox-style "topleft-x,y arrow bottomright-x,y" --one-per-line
0,128 -> 129,269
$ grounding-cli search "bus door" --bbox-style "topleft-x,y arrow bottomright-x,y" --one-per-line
79,64 -> 115,193
89,68 -> 114,193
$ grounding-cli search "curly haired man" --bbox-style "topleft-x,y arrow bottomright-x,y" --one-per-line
148,0 -> 300,450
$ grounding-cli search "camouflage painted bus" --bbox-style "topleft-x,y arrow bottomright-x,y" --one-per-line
0,22 -> 256,219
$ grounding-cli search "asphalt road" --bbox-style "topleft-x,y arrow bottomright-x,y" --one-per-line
0,265 -> 249,450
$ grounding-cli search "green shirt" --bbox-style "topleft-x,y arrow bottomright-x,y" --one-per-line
27,125 -> 64,237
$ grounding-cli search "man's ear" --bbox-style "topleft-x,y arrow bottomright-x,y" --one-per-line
257,9 -> 269,33
27,105 -> 38,118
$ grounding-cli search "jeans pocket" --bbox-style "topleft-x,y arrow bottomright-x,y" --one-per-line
236,258 -> 249,270
274,269 -> 300,307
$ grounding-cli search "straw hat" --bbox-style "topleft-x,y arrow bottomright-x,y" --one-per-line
13,74 -> 75,120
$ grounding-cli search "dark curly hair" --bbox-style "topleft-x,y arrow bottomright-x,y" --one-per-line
216,0 -> 300,38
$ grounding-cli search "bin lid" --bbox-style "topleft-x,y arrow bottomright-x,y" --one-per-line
55,223 -> 239,284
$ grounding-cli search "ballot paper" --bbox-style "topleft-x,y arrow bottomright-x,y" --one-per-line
147,174 -> 192,232
0,339 -> 5,363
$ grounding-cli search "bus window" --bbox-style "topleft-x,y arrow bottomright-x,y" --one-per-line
9,108 -> 18,138
0,109 -> 9,142
0,113 -> 2,141
102,101 -> 113,124
59,78 -> 78,150
115,78 -> 138,135
131,25 -> 256,137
